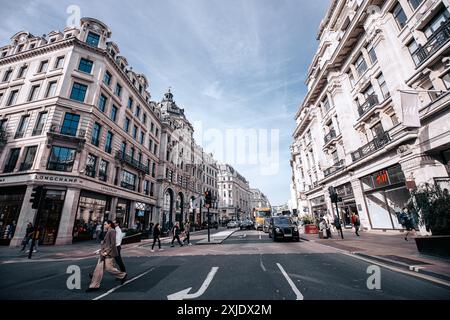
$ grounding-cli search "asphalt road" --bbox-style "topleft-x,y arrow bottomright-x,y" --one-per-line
0,230 -> 449,300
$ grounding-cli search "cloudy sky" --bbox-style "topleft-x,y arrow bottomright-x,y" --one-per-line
0,0 -> 330,206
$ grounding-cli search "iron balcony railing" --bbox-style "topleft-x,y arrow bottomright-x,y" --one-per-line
358,94 -> 379,117
351,132 -> 391,162
412,19 -> 450,67
19,162 -> 33,171
324,129 -> 337,144
49,125 -> 86,138
115,151 -> 150,175
323,159 -> 345,178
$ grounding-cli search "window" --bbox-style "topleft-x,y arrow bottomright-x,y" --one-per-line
115,83 -> 122,97
355,54 -> 368,77
99,160 -> 109,182
393,3 -> 408,30
110,105 -> 118,122
38,60 -> 49,73
128,97 -> 133,109
4,148 -> 20,173
143,113 -> 147,124
443,71 -> 450,90
153,144 -> 157,155
3,69 -> 13,82
17,44 -> 24,53
155,128 -> 159,137
104,71 -> 112,86
133,125 -> 138,139
322,98 -> 331,113
17,65 -> 28,78
1,51 -> 7,57
15,115 -> 30,139
6,90 -> 19,106
105,131 -> 113,154
391,114 -> 399,126
98,94 -> 107,112
0,92 -> 3,104
368,46 -> 378,64
148,139 -> 153,151
423,9 -> 450,39
55,56 -> 65,69
150,122 -> 154,133
91,122 -> 101,147
152,162 -> 156,178
29,44 -> 36,50
85,154 -> 97,178
78,58 -> 93,73
70,82 -> 87,102
20,146 -> 37,171
136,106 -> 141,118
144,180 -> 150,195
140,132 -> 145,144
33,112 -> 47,136
377,74 -> 390,99
45,81 -> 57,98
121,141 -> 127,154
331,150 -> 339,164
47,146 -> 76,172
28,84 -> 40,102
61,113 -> 80,136
408,40 -> 421,66
121,170 -> 136,191
372,122 -> 385,138
86,32 -> 100,47
124,117 -> 130,133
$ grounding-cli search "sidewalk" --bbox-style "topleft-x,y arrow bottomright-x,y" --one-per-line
301,228 -> 450,282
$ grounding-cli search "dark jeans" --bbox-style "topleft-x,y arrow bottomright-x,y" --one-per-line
171,235 -> 183,246
152,237 -> 161,250
355,226 -> 360,236
336,227 -> 344,239
183,233 -> 190,244
114,245 -> 126,272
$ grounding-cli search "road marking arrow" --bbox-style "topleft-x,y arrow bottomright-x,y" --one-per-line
167,267 -> 219,300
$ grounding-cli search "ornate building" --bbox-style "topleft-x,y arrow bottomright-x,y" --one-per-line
291,0 -> 450,230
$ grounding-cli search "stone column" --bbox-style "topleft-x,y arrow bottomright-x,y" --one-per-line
351,178 -> 371,231
10,186 -> 36,247
109,196 -> 118,221
55,188 -> 81,246
129,200 -> 136,228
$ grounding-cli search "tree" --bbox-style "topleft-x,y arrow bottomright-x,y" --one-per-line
409,183 -> 450,236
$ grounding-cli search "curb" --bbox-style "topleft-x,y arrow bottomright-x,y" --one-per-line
195,230 -> 238,245
354,253 -> 450,283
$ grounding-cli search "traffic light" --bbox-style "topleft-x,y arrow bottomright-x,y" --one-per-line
204,190 -> 212,206
328,186 -> 338,204
30,186 -> 44,209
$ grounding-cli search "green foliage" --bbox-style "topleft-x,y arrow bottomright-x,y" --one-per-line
409,183 -> 450,236
302,214 -> 315,225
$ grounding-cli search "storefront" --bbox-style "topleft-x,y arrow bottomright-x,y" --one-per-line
73,191 -> 111,242
310,195 -> 327,219
134,202 -> 153,231
335,183 -> 357,228
37,189 -> 66,245
0,186 -> 26,246
116,198 -> 131,228
361,164 -> 409,230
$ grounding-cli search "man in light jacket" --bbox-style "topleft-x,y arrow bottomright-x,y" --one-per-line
113,220 -> 126,272
86,221 -> 127,292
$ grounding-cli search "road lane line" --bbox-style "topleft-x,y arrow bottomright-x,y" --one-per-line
93,267 -> 155,300
259,232 -> 262,240
260,255 -> 266,272
276,263 -> 304,300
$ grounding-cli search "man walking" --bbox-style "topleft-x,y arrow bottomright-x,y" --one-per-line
171,222 -> 183,247
351,213 -> 360,237
113,220 -> 126,272
86,221 -> 127,292
334,215 -> 344,239
182,221 -> 192,246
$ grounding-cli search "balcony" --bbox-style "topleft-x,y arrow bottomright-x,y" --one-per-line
351,132 -> 391,163
358,94 -> 379,118
115,151 -> 150,175
323,159 -> 345,178
412,19 -> 450,67
324,129 -> 337,145
48,125 -> 86,138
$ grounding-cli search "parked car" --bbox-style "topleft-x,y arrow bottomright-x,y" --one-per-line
269,217 -> 300,242
227,220 -> 239,229
263,218 -> 271,233
240,220 -> 254,230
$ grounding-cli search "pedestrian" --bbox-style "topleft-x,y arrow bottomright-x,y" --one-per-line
20,222 -> 33,252
334,215 -> 344,239
319,218 -> 327,239
86,221 -> 127,292
351,213 -> 360,236
171,222 -> 183,247
113,220 -> 126,272
7,220 -> 16,240
182,221 -> 192,246
151,223 -> 163,252
325,216 -> 332,239
400,207 -> 416,241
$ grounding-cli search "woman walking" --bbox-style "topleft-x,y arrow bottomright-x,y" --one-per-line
151,223 -> 163,252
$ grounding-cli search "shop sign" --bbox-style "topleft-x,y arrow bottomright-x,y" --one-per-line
374,170 -> 389,188
34,174 -> 82,184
